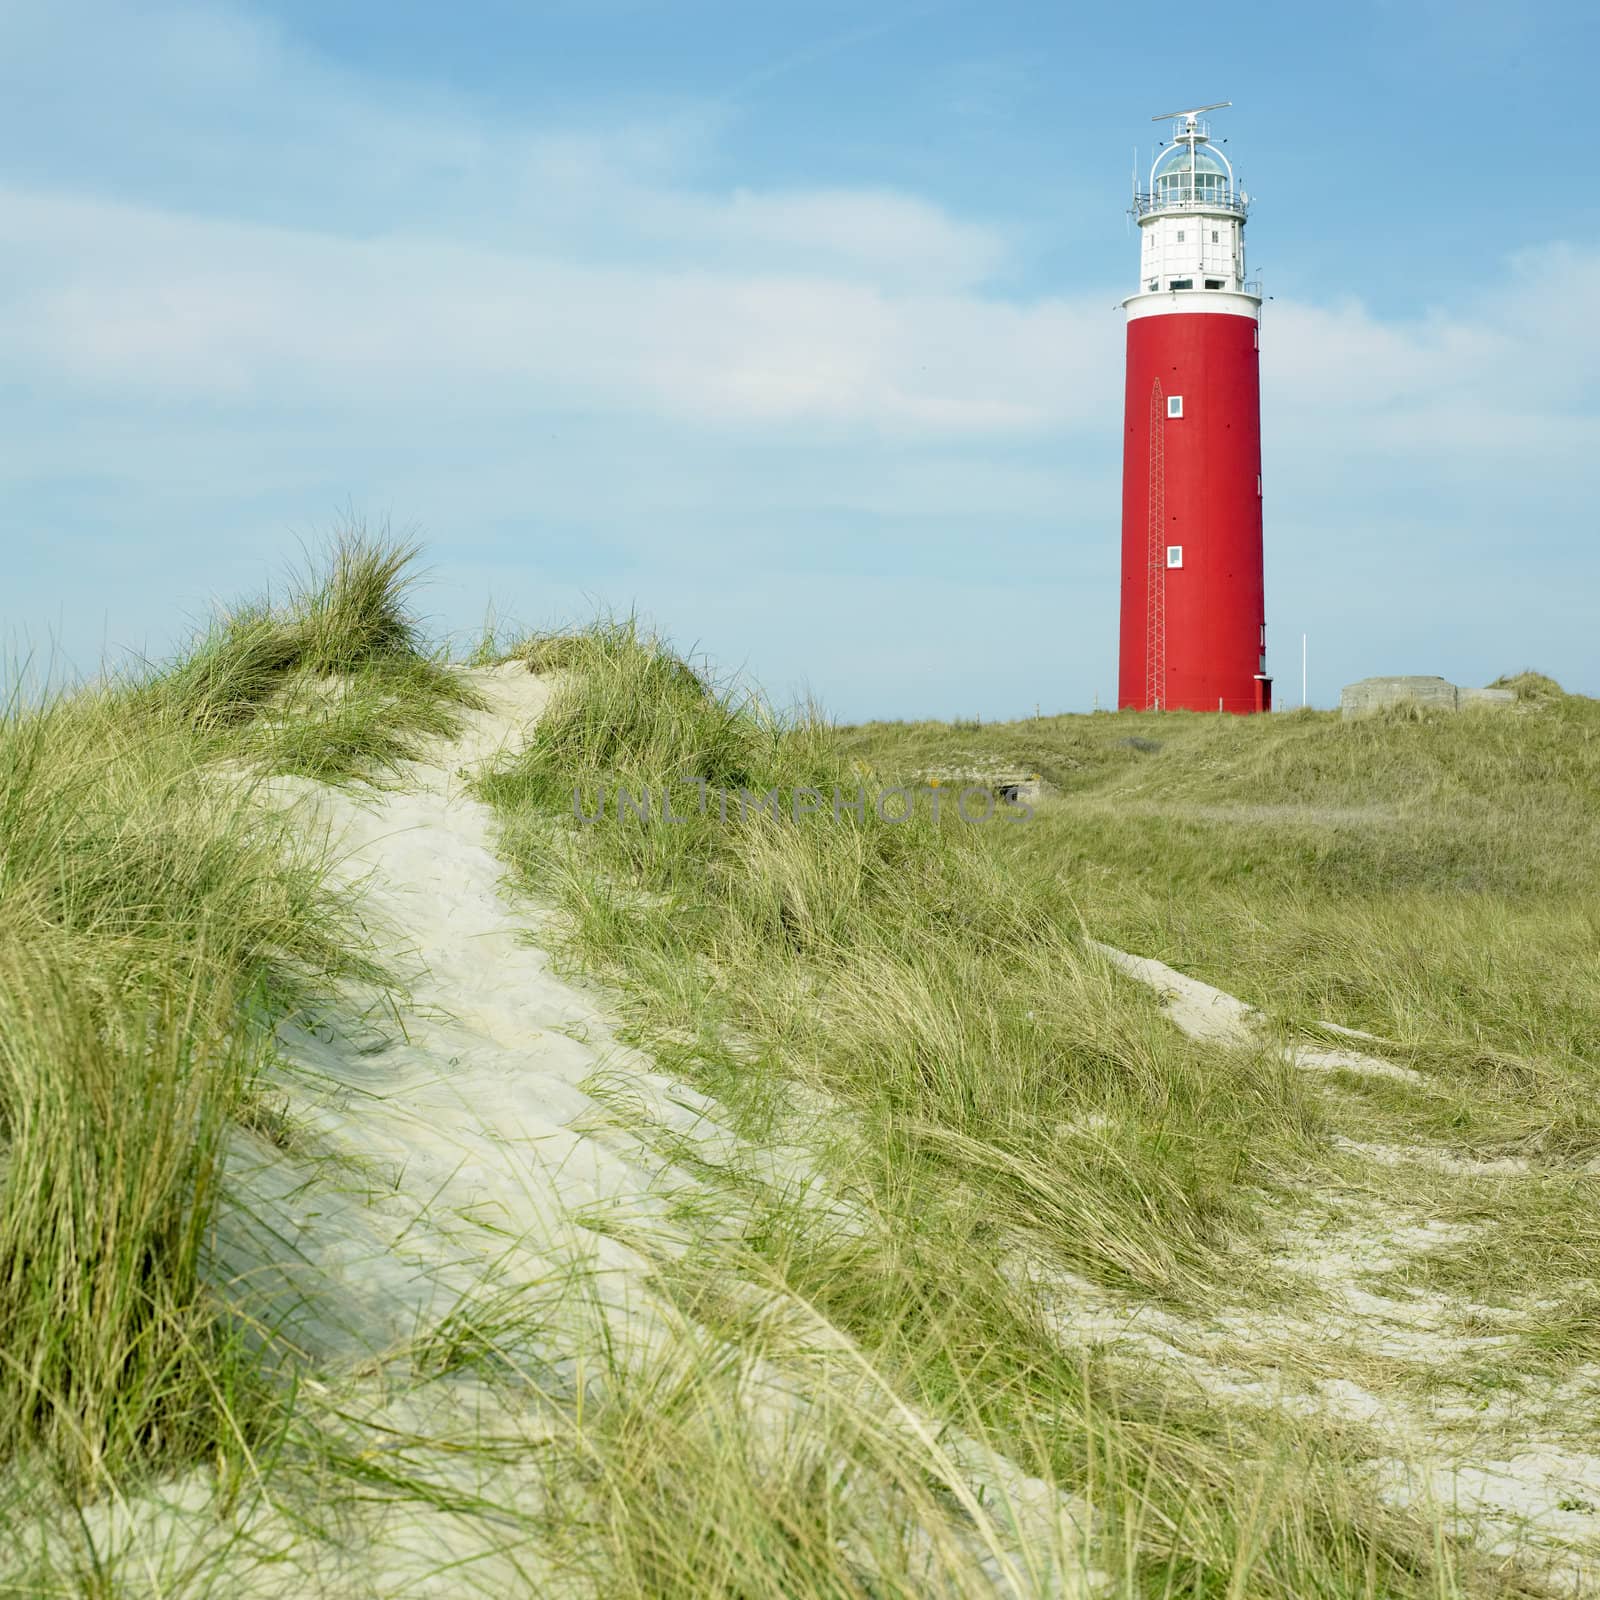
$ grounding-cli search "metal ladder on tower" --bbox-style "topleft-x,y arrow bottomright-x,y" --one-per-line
1145,378 -> 1166,710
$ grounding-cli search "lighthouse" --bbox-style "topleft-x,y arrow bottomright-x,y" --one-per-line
1117,104 -> 1270,713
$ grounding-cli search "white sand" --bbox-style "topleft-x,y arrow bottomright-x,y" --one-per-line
217,662 -> 727,1371
1087,940 -> 1424,1081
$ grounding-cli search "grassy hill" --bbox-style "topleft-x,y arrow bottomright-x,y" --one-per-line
846,686 -> 1600,1058
477,624 -> 1599,1594
3,552 -> 1596,1596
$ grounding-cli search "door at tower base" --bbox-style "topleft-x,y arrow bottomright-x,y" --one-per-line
1117,307 -> 1266,714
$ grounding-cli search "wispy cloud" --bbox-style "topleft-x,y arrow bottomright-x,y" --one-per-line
722,5 -> 961,103
0,185 -> 1108,431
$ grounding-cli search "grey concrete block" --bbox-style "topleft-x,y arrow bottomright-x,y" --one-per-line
1340,676 -> 1517,718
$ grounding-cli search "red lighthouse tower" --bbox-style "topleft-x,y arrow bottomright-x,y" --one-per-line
1118,103 -> 1270,713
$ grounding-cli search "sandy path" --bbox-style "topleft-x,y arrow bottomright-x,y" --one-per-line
218,662 -> 736,1372
48,668 -> 764,1595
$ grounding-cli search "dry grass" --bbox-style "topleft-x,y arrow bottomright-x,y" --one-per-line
0,530 -> 471,1489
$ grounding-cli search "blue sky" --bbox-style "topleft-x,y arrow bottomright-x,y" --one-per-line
3,0 -> 1595,717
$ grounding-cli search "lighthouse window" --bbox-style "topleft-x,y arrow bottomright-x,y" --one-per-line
1211,230 -> 1220,243
1166,546 -> 1184,568
1166,396 -> 1184,419
1168,278 -> 1193,290
1147,278 -> 1158,291
1176,230 -> 1185,242
1204,278 -> 1224,289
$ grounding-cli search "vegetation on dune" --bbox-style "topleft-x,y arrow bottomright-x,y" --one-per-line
844,685 -> 1600,1068
478,621 -> 1320,1304
4,550 -> 1591,1595
0,530 -> 468,1487
844,685 -> 1600,1364
1487,671 -> 1566,704
149,531 -> 481,780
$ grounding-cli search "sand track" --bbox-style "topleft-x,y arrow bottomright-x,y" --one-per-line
219,663 -> 731,1372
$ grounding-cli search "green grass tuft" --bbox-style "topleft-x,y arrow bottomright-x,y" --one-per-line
0,529 -> 461,1485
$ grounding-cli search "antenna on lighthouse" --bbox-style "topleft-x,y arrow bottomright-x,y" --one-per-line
1149,100 -> 1231,124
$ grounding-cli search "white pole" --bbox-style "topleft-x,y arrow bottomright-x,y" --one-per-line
1301,634 -> 1308,709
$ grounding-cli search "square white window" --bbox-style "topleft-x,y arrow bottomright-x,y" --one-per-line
1166,546 -> 1184,569
1166,396 -> 1183,419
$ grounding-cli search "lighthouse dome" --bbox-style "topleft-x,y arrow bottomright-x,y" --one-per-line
1151,139 -> 1234,209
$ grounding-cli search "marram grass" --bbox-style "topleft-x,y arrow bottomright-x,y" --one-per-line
0,528 -> 468,1486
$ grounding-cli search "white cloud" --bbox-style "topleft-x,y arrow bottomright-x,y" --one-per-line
7,0 -> 1588,460
691,188 -> 1009,286
0,186 -> 1116,435
1264,253 -> 1600,476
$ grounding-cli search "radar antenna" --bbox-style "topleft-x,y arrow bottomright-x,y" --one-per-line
1150,101 -> 1231,123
